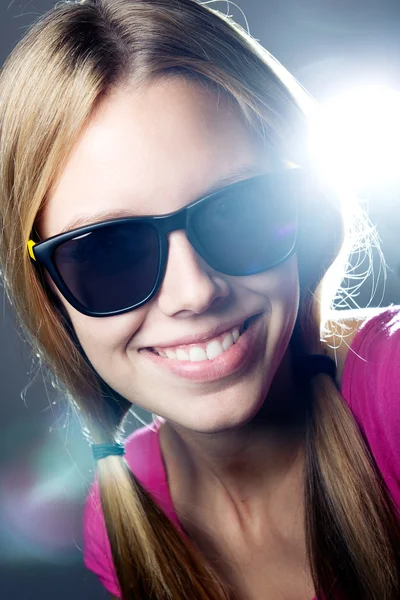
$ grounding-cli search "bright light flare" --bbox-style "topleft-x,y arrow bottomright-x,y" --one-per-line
308,85 -> 400,193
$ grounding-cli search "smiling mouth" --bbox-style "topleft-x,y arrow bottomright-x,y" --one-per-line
145,314 -> 260,362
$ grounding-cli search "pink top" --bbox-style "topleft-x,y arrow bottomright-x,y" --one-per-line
83,307 -> 400,598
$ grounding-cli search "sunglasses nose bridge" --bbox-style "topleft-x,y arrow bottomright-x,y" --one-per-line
157,208 -> 187,236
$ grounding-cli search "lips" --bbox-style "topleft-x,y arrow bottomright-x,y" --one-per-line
150,323 -> 243,354
139,312 -> 265,383
151,325 -> 241,360
141,313 -> 261,352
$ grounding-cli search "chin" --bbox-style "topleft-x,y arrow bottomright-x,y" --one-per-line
171,390 -> 266,435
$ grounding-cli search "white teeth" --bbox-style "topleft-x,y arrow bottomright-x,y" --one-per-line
206,339 -> 225,360
153,325 -> 243,361
176,348 -> 189,360
189,347 -> 208,361
222,332 -> 234,351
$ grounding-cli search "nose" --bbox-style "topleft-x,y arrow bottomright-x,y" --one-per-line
156,230 -> 230,317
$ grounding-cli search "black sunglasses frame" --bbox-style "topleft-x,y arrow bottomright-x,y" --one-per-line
28,170 -> 301,317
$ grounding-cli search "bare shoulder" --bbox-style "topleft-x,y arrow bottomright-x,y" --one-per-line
321,307 -> 384,388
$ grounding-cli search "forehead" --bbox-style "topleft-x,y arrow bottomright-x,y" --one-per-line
40,77 -> 269,238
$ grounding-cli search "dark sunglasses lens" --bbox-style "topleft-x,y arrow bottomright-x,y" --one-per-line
190,174 -> 297,275
53,222 -> 160,314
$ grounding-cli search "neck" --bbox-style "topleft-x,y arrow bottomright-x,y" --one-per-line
159,346 -> 309,515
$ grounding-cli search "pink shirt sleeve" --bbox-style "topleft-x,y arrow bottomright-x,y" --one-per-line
341,305 -> 400,510
83,478 -> 121,596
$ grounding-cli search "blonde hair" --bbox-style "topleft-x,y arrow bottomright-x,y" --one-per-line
1,1 -> 400,598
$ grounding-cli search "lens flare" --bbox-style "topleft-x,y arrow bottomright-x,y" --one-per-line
0,415 -> 93,565
308,84 -> 400,193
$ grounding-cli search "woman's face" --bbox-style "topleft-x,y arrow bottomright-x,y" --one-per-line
40,77 -> 300,433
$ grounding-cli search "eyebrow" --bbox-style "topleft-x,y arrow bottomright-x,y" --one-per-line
59,165 -> 266,235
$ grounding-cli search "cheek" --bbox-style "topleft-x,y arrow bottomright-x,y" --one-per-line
247,255 -> 300,364
245,254 -> 299,310
65,306 -> 147,371
268,256 -> 300,341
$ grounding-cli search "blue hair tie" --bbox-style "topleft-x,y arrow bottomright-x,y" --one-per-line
92,443 -> 126,461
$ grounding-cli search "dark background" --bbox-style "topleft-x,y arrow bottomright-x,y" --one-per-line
1,1 -> 399,598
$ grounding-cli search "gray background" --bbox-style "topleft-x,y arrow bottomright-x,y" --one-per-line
1,1 -> 399,598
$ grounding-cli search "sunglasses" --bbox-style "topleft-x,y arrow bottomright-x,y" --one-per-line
27,168 -> 302,317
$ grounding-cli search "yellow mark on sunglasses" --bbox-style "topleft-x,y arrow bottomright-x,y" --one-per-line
27,240 -> 37,261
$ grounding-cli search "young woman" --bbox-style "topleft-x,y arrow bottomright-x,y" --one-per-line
0,0 -> 399,598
